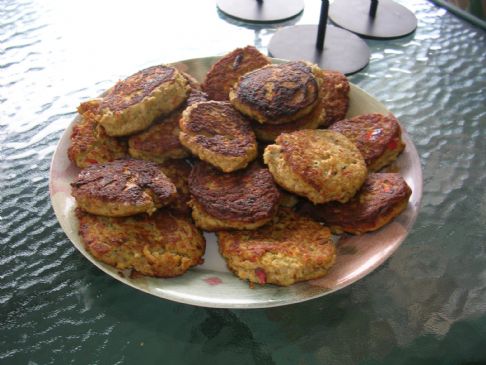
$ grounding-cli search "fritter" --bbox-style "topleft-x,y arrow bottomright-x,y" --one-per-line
263,130 -> 367,204
320,70 -> 350,127
251,95 -> 326,142
188,161 -> 280,231
159,159 -> 192,216
299,173 -> 412,235
179,100 -> 258,172
328,113 -> 405,172
128,89 -> 208,163
229,61 -> 322,125
77,209 -> 205,277
217,208 -> 336,286
68,99 -> 127,168
71,159 -> 176,217
97,65 -> 190,137
202,46 -> 271,101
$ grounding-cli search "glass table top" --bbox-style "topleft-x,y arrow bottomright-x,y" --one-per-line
1,0 -> 485,363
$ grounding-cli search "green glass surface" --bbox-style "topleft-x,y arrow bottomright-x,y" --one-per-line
1,0 -> 485,364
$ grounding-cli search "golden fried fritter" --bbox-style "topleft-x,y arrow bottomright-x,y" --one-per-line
299,173 -> 412,234
77,209 -> 205,277
320,70 -> 350,127
202,46 -> 271,101
229,61 -> 321,125
328,113 -> 405,172
264,130 -> 367,204
68,99 -> 127,168
159,159 -> 192,216
71,159 -> 176,217
188,161 -> 280,231
217,208 -> 336,286
179,101 -> 257,172
97,65 -> 190,136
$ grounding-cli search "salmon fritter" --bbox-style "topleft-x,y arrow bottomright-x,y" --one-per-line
77,209 -> 205,277
97,65 -> 190,136
217,208 -> 336,286
68,99 -> 127,168
179,101 -> 258,172
264,130 -> 367,204
71,159 -> 177,217
328,113 -> 405,172
320,70 -> 350,127
202,45 -> 271,101
159,159 -> 192,216
128,89 -> 208,163
188,161 -> 280,231
229,61 -> 322,125
299,173 -> 412,235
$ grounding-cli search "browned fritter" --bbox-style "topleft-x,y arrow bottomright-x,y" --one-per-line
68,100 -> 127,168
217,208 -> 336,286
320,70 -> 350,127
251,92 -> 326,142
328,113 -> 405,172
188,161 -> 280,231
299,173 -> 412,235
202,46 -> 271,101
159,159 -> 192,216
127,89 -> 208,163
264,130 -> 367,204
71,159 -> 176,217
179,100 -> 257,172
77,209 -> 205,277
97,65 -> 190,136
229,61 -> 321,125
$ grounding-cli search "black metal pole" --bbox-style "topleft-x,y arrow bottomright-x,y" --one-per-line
369,0 -> 378,18
316,0 -> 329,51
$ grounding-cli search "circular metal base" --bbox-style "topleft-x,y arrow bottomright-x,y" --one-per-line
217,0 -> 304,23
268,25 -> 370,75
329,0 -> 417,39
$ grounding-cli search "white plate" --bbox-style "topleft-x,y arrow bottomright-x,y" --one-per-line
49,56 -> 423,308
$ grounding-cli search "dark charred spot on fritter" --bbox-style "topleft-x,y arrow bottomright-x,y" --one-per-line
71,159 -> 176,205
100,65 -> 178,112
236,62 -> 319,120
189,161 -> 280,223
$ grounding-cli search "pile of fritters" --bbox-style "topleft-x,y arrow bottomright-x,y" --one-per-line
68,45 -> 412,286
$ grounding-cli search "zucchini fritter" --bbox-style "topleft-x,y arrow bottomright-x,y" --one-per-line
188,161 -> 280,231
320,70 -> 350,127
71,159 -> 176,217
179,101 -> 258,172
77,209 -> 205,277
202,46 -> 270,101
328,113 -> 405,171
98,65 -> 190,136
217,208 -> 336,286
299,173 -> 412,235
68,99 -> 127,168
264,130 -> 367,204
229,61 -> 321,125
